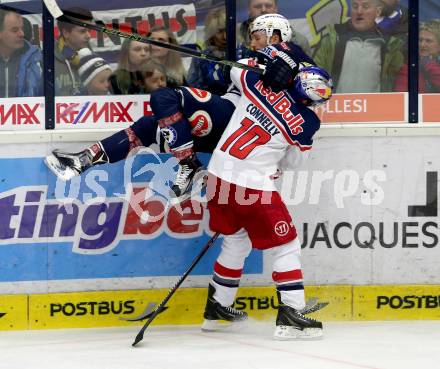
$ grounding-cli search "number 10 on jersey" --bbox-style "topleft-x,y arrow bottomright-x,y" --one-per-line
220,118 -> 271,160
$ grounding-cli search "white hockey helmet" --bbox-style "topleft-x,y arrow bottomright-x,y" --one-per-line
250,13 -> 293,43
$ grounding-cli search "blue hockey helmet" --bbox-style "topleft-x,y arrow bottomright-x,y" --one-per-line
289,65 -> 333,107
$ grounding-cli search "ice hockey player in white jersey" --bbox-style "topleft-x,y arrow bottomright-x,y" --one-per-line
201,59 -> 333,339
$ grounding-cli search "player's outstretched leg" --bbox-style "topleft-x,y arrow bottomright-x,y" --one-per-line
45,116 -> 158,181
201,284 -> 247,331
45,142 -> 107,181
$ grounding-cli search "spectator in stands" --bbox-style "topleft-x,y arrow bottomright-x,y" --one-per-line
109,39 -> 150,94
313,0 -> 405,93
140,58 -> 167,93
147,26 -> 187,87
394,19 -> 440,93
0,8 -> 42,97
376,0 -> 408,35
77,48 -> 112,95
237,0 -> 312,57
187,7 -> 229,95
55,7 -> 93,95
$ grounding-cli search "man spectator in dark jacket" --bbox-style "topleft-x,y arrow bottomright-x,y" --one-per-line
0,8 -> 42,97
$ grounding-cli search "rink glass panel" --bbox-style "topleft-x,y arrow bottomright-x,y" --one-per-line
237,0 -> 411,124
0,1 -> 44,131
0,1 -> 439,127
52,0 -> 227,129
419,0 -> 440,122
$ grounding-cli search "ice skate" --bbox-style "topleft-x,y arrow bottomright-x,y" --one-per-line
201,284 -> 247,332
170,154 -> 203,203
45,143 -> 108,181
274,295 -> 323,340
45,149 -> 94,181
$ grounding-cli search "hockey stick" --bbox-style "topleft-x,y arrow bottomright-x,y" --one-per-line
42,0 -> 263,75
132,232 -> 220,347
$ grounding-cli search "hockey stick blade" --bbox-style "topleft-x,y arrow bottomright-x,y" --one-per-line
132,232 -> 220,347
299,300 -> 329,315
120,303 -> 168,322
42,0 -> 263,75
42,0 -> 63,18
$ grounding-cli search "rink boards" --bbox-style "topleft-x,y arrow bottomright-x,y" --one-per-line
1,285 -> 440,330
0,135 -> 439,330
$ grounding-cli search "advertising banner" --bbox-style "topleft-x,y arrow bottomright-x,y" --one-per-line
0,97 -> 45,131
21,0 -> 197,51
55,95 -> 152,128
27,286 -> 349,330
4,284 -> 440,330
0,136 -> 439,295
0,95 -> 152,131
290,136 -> 440,285
420,94 -> 440,123
0,295 -> 28,331
0,151 -> 262,292
0,92 -> 412,131
354,285 -> 440,320
315,93 -> 407,124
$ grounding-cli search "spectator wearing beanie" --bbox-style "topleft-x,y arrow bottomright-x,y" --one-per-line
77,48 -> 112,95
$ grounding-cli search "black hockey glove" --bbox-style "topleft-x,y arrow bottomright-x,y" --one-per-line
257,45 -> 299,92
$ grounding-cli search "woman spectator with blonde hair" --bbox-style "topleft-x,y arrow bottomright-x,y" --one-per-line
187,7 -> 229,95
147,25 -> 187,87
395,19 -> 440,93
109,38 -> 150,94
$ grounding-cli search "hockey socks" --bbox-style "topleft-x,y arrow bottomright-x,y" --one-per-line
272,239 -> 323,339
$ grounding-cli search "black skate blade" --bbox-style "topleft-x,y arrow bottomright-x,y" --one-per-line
201,318 -> 247,332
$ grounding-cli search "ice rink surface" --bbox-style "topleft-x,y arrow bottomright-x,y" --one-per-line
1,321 -> 439,369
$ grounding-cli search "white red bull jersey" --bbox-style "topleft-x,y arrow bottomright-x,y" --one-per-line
208,60 -> 321,191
